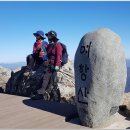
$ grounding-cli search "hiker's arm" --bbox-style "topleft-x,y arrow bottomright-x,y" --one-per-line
33,43 -> 36,54
55,43 -> 62,67
44,41 -> 48,49
33,43 -> 41,54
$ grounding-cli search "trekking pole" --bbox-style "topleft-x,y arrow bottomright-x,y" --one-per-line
59,70 -> 74,78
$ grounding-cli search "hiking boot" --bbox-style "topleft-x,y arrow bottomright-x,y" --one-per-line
31,93 -> 43,100
43,91 -> 50,101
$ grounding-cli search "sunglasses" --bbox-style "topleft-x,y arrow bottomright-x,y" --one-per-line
35,35 -> 44,40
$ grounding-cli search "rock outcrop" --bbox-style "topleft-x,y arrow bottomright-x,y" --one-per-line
4,59 -> 75,104
74,28 -> 127,128
0,66 -> 11,92
119,92 -> 130,116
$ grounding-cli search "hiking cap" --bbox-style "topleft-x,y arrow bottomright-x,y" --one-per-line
33,30 -> 46,39
45,30 -> 59,40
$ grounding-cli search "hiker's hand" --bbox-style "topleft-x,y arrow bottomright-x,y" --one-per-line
55,66 -> 60,71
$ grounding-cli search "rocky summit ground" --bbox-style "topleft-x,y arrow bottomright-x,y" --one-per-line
0,93 -> 130,129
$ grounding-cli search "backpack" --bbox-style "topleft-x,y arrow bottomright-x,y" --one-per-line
42,41 -> 48,54
58,42 -> 68,66
41,41 -> 48,60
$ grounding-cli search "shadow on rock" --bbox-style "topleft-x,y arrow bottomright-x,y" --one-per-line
23,99 -> 80,125
119,105 -> 130,121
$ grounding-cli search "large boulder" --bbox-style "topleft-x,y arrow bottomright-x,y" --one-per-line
5,59 -> 75,104
57,60 -> 75,104
0,66 -> 11,92
74,28 -> 127,128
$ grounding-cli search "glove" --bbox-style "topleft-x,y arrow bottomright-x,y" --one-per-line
55,66 -> 60,71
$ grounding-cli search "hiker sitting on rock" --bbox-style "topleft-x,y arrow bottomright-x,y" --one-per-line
31,30 -> 63,100
26,30 -> 48,70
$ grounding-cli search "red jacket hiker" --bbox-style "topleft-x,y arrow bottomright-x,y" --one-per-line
26,30 -> 48,69
33,41 -> 48,60
47,42 -> 62,67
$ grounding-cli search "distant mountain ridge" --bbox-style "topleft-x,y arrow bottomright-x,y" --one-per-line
0,62 -> 26,70
125,67 -> 130,92
0,59 -> 130,70
126,59 -> 130,67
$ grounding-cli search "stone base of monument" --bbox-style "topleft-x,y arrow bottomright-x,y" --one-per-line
82,113 -> 120,128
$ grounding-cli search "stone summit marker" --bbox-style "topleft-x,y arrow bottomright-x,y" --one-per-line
74,28 -> 127,128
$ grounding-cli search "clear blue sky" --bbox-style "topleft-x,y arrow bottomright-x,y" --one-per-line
0,1 -> 130,63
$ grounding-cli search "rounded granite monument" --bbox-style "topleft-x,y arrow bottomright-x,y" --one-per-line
74,28 -> 127,128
